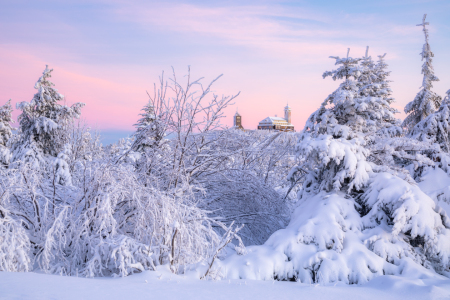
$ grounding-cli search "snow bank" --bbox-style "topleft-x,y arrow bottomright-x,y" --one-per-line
222,173 -> 450,283
0,266 -> 449,300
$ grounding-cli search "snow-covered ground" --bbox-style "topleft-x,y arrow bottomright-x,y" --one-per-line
1,267 -> 450,300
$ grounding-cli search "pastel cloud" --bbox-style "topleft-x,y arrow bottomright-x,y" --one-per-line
0,46 -> 149,130
0,0 -> 449,136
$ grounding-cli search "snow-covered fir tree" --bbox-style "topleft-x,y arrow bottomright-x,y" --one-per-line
12,65 -> 84,167
135,101 -> 156,131
403,14 -> 442,132
132,101 -> 165,153
409,89 -> 450,154
0,99 -> 13,147
0,100 -> 14,166
359,52 -> 394,102
357,46 -> 376,94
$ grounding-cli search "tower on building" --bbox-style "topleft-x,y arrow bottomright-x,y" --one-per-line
257,104 -> 294,132
233,109 -> 244,129
284,103 -> 292,124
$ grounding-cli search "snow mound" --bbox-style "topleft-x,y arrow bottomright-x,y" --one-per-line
222,173 -> 450,284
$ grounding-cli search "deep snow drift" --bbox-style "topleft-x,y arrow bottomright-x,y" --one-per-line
0,266 -> 449,300
221,180 -> 450,283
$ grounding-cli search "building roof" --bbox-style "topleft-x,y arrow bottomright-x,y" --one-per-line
258,116 -> 293,127
260,116 -> 288,122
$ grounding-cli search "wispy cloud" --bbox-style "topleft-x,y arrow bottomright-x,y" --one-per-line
110,1 -> 422,61
1,0 -> 449,135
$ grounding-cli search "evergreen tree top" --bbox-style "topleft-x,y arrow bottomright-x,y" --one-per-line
32,65 -> 64,110
13,65 -> 85,159
134,101 -> 156,132
417,14 -> 440,89
304,49 -> 399,143
0,99 -> 14,147
323,48 -> 362,81
403,14 -> 442,132
0,99 -> 13,125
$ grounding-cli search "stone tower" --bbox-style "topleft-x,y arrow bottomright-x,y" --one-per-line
284,104 -> 291,124
234,109 -> 243,129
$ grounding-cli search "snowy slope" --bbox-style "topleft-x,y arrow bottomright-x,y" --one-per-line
0,267 -> 449,300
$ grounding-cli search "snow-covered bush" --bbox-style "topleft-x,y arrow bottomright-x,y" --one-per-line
200,171 -> 290,246
53,144 -> 72,186
0,208 -> 31,272
0,66 -> 253,279
193,129 -> 295,245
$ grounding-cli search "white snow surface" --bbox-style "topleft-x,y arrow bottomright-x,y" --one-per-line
221,173 -> 450,284
0,266 -> 449,300
419,167 -> 450,217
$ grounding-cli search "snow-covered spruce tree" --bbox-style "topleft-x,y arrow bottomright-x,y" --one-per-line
136,101 -> 157,131
12,65 -> 84,167
359,52 -> 430,172
0,99 -> 14,166
403,14 -> 442,132
369,54 -> 401,137
408,90 -> 450,213
114,81 -> 169,171
409,90 -> 450,154
128,99 -> 166,163
359,52 -> 394,105
132,101 -> 163,151
357,47 -> 376,94
222,50 -> 450,284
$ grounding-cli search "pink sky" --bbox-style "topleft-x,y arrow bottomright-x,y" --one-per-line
1,0 -> 449,141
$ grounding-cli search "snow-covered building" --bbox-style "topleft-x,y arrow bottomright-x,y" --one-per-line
257,104 -> 294,132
